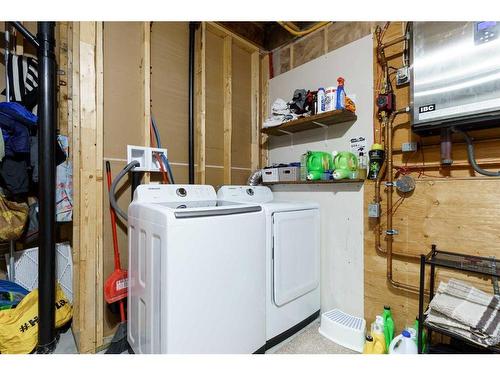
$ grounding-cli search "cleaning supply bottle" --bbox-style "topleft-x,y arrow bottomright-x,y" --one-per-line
335,77 -> 346,110
388,330 -> 418,354
367,144 -> 385,180
382,306 -> 395,351
370,317 -> 387,354
317,87 -> 326,114
363,335 -> 374,354
357,152 -> 367,179
413,317 -> 427,353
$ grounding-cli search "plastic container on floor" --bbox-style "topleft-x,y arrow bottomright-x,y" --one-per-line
318,308 -> 366,352
388,330 -> 418,354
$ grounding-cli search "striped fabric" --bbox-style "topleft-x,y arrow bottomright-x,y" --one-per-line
426,279 -> 500,348
2,54 -> 39,112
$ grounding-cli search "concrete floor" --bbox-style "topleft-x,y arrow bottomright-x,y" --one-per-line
267,320 -> 357,354
54,329 -> 78,354
52,319 -> 358,354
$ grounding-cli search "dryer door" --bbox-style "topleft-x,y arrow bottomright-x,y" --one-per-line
272,209 -> 320,307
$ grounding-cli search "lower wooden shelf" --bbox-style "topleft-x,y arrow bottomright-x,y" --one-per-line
262,179 -> 365,185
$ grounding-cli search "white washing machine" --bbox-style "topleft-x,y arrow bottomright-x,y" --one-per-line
217,185 -> 320,348
128,184 -> 266,353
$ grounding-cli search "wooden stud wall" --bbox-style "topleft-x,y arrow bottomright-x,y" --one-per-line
195,22 -> 261,186
70,21 -> 105,353
65,21 -> 263,352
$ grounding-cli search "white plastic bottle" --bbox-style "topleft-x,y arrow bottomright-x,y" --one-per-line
388,330 -> 418,354
317,88 -> 326,114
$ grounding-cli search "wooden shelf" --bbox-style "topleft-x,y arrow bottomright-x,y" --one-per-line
262,179 -> 365,186
261,109 -> 357,136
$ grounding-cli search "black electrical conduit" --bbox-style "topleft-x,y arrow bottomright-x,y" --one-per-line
452,127 -> 500,177
7,21 -> 57,353
188,22 -> 198,184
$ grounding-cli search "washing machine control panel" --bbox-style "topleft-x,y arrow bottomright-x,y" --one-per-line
133,184 -> 216,203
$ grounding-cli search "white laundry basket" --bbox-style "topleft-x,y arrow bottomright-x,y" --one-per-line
318,308 -> 366,352
5,242 -> 73,303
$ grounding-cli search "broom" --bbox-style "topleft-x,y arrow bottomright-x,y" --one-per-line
104,161 -> 130,354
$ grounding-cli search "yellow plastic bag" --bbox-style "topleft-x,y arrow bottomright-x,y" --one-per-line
0,283 -> 73,354
0,194 -> 28,241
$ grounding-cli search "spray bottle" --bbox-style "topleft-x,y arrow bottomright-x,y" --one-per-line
335,77 -> 346,110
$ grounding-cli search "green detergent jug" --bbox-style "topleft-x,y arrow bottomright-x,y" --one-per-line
382,305 -> 395,351
332,151 -> 358,180
303,151 -> 333,180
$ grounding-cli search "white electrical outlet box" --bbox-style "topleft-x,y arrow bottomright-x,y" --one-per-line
396,66 -> 410,86
401,142 -> 418,152
368,203 -> 380,218
127,145 -> 168,172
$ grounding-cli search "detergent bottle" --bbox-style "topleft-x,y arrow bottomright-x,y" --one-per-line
388,330 -> 418,354
332,151 -> 358,180
335,77 -> 346,110
413,317 -> 427,353
363,335 -> 374,354
370,317 -> 387,354
382,306 -> 395,351
317,87 -> 326,114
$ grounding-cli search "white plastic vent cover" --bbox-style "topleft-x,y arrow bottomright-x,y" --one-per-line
318,308 -> 366,352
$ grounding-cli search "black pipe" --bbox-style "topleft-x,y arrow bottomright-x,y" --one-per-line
36,22 -> 57,354
9,21 -> 40,49
131,171 -> 144,201
188,22 -> 198,184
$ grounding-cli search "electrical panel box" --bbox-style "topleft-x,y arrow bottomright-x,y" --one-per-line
368,203 -> 380,218
401,142 -> 418,152
411,22 -> 500,135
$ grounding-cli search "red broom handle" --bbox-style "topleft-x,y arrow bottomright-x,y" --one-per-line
105,161 -> 121,271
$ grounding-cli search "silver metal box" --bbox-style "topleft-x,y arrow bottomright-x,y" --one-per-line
411,22 -> 500,134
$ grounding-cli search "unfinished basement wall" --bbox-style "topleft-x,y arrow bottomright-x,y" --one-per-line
267,35 -> 374,318
268,21 -> 500,329
364,22 -> 500,329
68,21 -> 262,352
271,22 -> 382,77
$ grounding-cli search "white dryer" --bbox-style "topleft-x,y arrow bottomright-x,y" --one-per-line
128,184 -> 266,353
217,185 -> 320,348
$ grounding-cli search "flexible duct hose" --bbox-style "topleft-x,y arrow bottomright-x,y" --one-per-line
247,169 -> 262,186
452,128 -> 500,177
110,160 -> 140,221
277,21 -> 329,37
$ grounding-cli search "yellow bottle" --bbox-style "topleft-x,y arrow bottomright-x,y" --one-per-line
370,318 -> 387,354
371,331 -> 386,354
363,335 -> 375,354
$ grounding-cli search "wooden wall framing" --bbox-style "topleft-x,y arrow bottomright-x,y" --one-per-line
195,22 -> 261,185
70,21 -> 105,353
66,21 -> 264,352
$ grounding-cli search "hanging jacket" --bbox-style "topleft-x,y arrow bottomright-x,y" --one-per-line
0,102 -> 37,156
1,54 -> 39,112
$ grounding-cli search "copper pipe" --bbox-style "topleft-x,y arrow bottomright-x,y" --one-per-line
381,34 -> 408,49
375,108 -> 422,293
